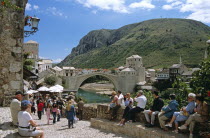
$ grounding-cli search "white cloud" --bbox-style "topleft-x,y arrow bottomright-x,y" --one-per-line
46,7 -> 67,17
162,0 -> 210,23
129,0 -> 155,10
162,5 -> 173,10
162,1 -> 182,10
26,3 -> 32,11
76,0 -> 129,13
52,58 -> 63,63
33,5 -> 39,10
39,56 -> 48,59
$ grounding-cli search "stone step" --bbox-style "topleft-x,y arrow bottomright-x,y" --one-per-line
90,118 -> 188,138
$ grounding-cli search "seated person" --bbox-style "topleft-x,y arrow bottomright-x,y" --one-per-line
18,100 -> 44,138
105,91 -> 118,113
118,93 -> 133,126
178,95 -> 209,138
110,91 -> 123,120
158,94 -> 179,131
144,91 -> 164,127
165,93 -> 196,133
127,90 -> 147,123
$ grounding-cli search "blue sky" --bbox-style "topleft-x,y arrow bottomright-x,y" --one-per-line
24,0 -> 210,63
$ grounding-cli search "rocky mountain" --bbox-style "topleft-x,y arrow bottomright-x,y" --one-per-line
58,18 -> 210,69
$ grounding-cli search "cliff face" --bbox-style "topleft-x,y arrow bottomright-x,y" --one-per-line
59,18 -> 210,69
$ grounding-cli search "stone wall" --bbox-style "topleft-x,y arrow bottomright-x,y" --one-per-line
83,104 -> 146,122
91,118 -> 188,138
0,0 -> 28,106
82,104 -> 97,120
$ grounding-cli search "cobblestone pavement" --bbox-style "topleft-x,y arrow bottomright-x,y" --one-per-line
0,107 -> 129,138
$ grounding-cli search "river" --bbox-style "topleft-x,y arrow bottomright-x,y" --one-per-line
76,88 -> 111,103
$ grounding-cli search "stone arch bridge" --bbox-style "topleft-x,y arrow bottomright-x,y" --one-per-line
64,72 -> 137,93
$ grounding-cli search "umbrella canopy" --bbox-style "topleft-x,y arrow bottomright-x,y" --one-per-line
26,90 -> 38,94
49,85 -> 63,93
38,86 -> 49,91
54,84 -> 64,90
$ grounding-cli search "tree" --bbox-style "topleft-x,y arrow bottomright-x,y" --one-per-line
172,77 -> 191,108
190,59 -> 210,98
152,80 -> 172,92
23,53 -> 34,71
44,76 -> 57,86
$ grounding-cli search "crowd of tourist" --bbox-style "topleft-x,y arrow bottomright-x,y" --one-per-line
10,91 -> 84,138
107,90 -> 209,138
9,89 -> 209,138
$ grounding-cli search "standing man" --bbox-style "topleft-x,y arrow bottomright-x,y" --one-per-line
127,90 -> 147,122
144,91 -> 164,127
10,91 -> 24,127
77,98 -> 84,120
37,100 -> 44,120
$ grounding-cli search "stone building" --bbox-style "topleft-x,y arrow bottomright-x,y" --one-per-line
0,0 -> 28,106
23,40 -> 39,74
169,64 -> 188,80
38,59 -> 53,73
63,66 -> 76,76
23,40 -> 39,59
125,55 -> 145,82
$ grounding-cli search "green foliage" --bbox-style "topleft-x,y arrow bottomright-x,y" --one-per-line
152,80 -> 172,92
0,0 -> 23,11
23,58 -> 34,71
24,59 -> 34,65
59,19 -> 210,69
44,76 -> 57,86
143,91 -> 154,109
190,59 -> 210,102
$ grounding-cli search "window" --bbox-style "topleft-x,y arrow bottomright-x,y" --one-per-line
66,73 -> 68,76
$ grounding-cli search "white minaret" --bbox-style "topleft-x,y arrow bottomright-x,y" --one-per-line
204,49 -> 208,59
179,55 -> 182,64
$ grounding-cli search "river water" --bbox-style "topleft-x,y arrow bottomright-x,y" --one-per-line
76,88 -> 111,103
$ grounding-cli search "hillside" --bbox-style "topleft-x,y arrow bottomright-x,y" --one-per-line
59,18 -> 210,69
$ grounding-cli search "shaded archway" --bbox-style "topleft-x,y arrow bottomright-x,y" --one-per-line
75,73 -> 118,92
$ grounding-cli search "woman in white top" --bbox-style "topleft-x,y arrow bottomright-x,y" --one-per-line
118,93 -> 133,126
18,100 -> 44,138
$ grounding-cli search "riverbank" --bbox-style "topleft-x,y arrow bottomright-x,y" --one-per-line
80,83 -> 114,96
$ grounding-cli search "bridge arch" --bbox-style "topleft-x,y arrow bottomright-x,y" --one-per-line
75,73 -> 119,91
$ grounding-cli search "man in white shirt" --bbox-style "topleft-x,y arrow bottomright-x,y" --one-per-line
18,100 -> 44,138
127,90 -> 147,122
10,91 -> 24,126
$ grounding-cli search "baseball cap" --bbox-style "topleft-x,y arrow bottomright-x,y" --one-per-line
15,91 -> 25,96
21,100 -> 31,107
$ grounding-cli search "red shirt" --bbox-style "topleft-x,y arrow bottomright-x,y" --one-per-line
38,103 -> 44,111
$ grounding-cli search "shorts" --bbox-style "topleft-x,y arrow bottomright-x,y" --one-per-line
18,128 -> 43,137
110,103 -> 116,108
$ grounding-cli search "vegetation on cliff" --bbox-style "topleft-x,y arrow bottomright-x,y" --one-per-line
59,18 -> 210,69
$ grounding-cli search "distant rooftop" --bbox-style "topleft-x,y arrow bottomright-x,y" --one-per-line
170,64 -> 182,69
118,66 -> 124,70
25,40 -> 38,44
148,69 -> 155,72
63,66 -> 75,70
127,55 -> 142,59
121,68 -> 135,72
52,66 -> 62,71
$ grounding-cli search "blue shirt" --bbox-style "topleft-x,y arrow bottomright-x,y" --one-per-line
185,101 -> 196,114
